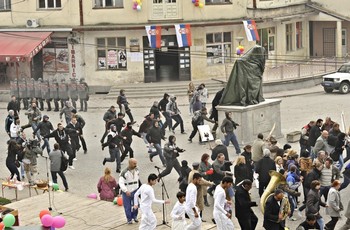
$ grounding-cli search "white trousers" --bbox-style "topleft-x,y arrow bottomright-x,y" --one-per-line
185,207 -> 202,230
213,211 -> 234,230
139,207 -> 156,230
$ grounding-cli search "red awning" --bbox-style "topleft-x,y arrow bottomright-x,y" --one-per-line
0,32 -> 52,62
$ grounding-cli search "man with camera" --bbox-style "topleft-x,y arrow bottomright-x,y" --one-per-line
33,115 -> 54,155
22,139 -> 43,185
157,135 -> 184,181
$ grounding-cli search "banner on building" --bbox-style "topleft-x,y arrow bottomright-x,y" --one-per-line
145,25 -> 162,48
243,20 -> 260,42
174,24 -> 192,47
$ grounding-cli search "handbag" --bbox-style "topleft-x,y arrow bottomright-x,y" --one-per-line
60,151 -> 69,171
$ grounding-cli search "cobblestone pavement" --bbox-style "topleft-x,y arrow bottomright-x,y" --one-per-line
1,85 -> 350,229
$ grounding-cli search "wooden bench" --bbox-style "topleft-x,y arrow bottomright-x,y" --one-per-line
30,185 -> 49,195
1,181 -> 31,201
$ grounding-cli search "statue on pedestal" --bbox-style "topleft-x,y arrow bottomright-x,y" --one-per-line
220,45 -> 266,106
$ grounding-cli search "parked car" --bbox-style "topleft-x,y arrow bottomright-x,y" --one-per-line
321,63 -> 350,94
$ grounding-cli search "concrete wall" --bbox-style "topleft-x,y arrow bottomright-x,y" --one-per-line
315,0 -> 350,18
247,0 -> 307,8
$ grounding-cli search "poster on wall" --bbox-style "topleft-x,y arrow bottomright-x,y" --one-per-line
43,48 -> 56,72
118,49 -> 127,68
107,49 -> 118,69
98,57 -> 106,69
56,48 -> 69,72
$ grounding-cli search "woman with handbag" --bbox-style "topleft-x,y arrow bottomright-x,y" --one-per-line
6,140 -> 21,181
49,143 -> 69,191
97,167 -> 118,202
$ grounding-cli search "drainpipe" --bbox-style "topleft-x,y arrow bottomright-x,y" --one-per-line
253,0 -> 257,9
79,0 -> 84,26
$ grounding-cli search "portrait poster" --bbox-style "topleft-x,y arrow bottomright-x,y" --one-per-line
107,49 -> 118,69
98,57 -> 106,69
42,48 -> 56,72
55,48 -> 69,72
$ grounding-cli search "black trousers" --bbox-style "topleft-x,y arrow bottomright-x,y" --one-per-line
80,99 -> 88,111
237,212 -> 258,230
6,161 -> 21,181
61,144 -> 74,166
326,216 -> 339,230
171,114 -> 184,133
159,158 -> 182,179
51,171 -> 68,190
121,143 -> 133,162
79,135 -> 87,151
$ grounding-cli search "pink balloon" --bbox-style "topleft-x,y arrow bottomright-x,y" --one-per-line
41,214 -> 53,227
52,216 -> 66,228
87,193 -> 97,199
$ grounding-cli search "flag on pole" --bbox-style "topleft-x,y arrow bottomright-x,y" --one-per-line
145,25 -> 162,48
174,24 -> 192,47
243,20 -> 260,41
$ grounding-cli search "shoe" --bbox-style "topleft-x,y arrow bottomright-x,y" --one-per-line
65,188 -> 69,192
181,131 -> 187,134
211,218 -> 216,224
149,156 -> 153,162
204,201 -> 210,207
188,138 -> 192,143
84,150 -> 87,154
171,129 -> 175,134
73,158 -> 77,161
68,166 -> 75,170
127,221 -> 133,224
133,219 -> 138,223
102,158 -> 107,165
47,109 -> 51,111
288,216 -> 297,221
116,169 -> 121,173
54,109 -> 59,112
201,219 -> 207,222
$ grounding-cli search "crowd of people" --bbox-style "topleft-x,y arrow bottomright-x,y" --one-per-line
5,80 -> 350,230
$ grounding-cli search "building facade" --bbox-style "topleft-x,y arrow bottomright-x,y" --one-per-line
0,0 -> 348,88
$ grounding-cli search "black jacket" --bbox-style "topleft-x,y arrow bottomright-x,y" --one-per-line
33,121 -> 54,136
304,168 -> 321,189
120,127 -> 141,145
5,115 -> 14,133
146,123 -> 164,144
255,156 -> 276,184
235,185 -> 257,218
234,164 -> 252,185
158,98 -> 169,112
150,105 -> 161,119
45,128 -> 76,147
263,195 -> 285,230
103,109 -> 116,123
309,125 -> 321,147
107,118 -> 125,133
211,145 -> 229,161
138,116 -> 153,133
306,189 -> 326,218
7,100 -> 20,116
102,131 -> 122,149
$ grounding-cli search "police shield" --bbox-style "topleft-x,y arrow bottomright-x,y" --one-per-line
10,79 -> 19,98
34,80 -> 41,99
58,79 -> 69,100
68,79 -> 78,100
49,80 -> 59,99
40,80 -> 50,100
77,82 -> 88,100
26,78 -> 35,99
18,79 -> 27,99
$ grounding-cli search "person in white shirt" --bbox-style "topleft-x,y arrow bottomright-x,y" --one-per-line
213,177 -> 235,230
185,172 -> 202,230
171,191 -> 188,229
10,118 -> 22,140
133,173 -> 170,230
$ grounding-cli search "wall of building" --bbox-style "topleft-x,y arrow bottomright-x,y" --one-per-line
247,0 -> 307,9
315,0 -> 350,18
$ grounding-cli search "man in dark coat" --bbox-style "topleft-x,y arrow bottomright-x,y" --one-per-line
235,179 -> 258,230
263,189 -> 286,230
255,149 -> 276,197
120,122 -> 141,162
158,93 -> 172,132
209,88 -> 224,137
147,120 -> 166,166
211,139 -> 230,171
308,119 -> 323,156
100,106 -> 117,143
7,95 -> 20,118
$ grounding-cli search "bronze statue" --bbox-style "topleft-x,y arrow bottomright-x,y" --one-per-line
220,45 -> 266,106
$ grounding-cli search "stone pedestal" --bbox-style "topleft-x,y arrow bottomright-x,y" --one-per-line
216,99 -> 282,145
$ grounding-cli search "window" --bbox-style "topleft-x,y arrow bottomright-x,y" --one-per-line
0,0 -> 11,11
206,32 -> 231,64
205,0 -> 231,4
43,38 -> 69,73
38,0 -> 61,9
296,22 -> 303,49
94,0 -> 123,8
97,37 -> 127,70
286,23 -> 293,52
257,27 -> 275,58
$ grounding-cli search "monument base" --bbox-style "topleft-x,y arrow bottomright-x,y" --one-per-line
216,99 -> 282,146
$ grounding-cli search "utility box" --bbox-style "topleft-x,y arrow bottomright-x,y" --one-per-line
286,131 -> 301,143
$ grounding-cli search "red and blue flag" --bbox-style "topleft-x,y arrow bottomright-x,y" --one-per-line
145,25 -> 162,48
175,24 -> 192,47
243,20 -> 260,42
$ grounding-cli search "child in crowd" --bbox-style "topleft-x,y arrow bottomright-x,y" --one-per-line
171,191 -> 187,229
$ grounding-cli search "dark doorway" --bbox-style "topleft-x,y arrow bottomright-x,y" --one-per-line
31,50 -> 43,80
155,47 -> 179,82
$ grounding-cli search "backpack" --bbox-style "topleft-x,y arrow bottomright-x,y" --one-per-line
60,151 -> 69,171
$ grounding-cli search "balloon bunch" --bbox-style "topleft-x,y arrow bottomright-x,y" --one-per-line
192,0 -> 204,8
236,45 -> 244,55
113,196 -> 123,206
1,214 -> 16,228
132,0 -> 143,11
39,210 -> 66,229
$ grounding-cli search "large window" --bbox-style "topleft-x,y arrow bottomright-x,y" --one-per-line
42,38 -> 69,73
296,21 -> 303,49
206,32 -> 231,64
38,0 -> 61,9
97,37 -> 127,70
0,0 -> 11,11
94,0 -> 123,8
257,27 -> 275,51
286,23 -> 293,52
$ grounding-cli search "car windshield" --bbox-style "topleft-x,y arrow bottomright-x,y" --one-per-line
338,65 -> 350,73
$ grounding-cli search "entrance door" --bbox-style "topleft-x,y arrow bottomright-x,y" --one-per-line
151,0 -> 178,20
31,50 -> 43,80
323,28 -> 336,57
155,47 -> 179,82
342,29 -> 347,56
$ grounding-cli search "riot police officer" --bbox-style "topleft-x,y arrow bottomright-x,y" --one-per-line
49,79 -> 60,111
77,78 -> 89,112
36,78 -> 45,110
34,78 -> 42,109
58,78 -> 69,109
26,78 -> 35,107
10,79 -> 20,110
18,78 -> 28,109
68,78 -> 78,109
41,79 -> 51,111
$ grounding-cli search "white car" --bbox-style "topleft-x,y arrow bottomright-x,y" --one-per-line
321,63 -> 350,94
